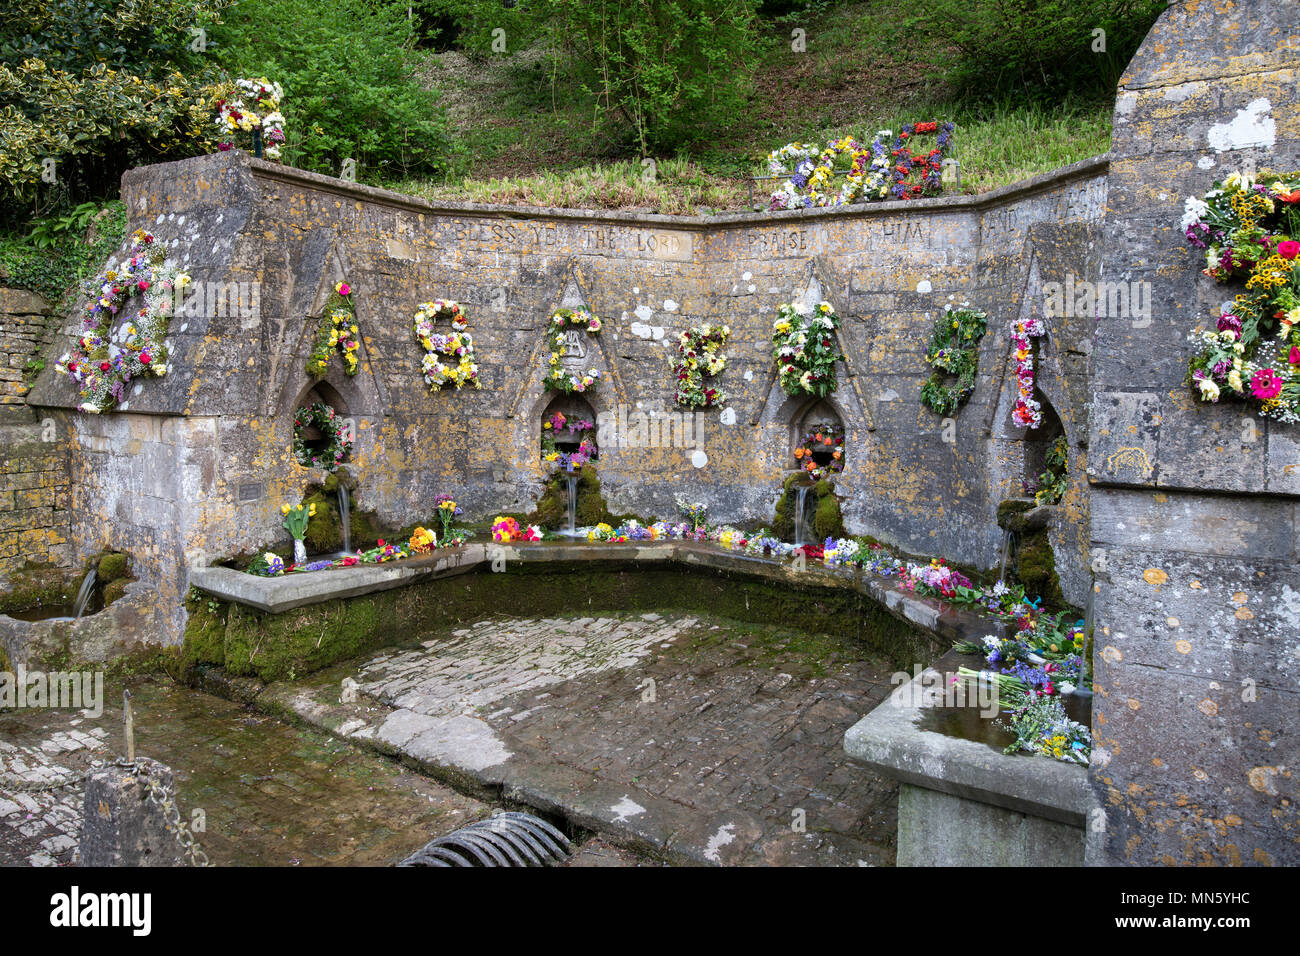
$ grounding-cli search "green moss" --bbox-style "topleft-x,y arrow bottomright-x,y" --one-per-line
529,465 -> 614,529
996,498 -> 1035,533
301,486 -> 383,554
1015,530 -> 1064,611
812,493 -> 844,541
96,551 -> 129,583
102,578 -> 128,605
0,565 -> 72,613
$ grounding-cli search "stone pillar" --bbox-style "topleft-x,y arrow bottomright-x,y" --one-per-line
80,762 -> 187,866
1088,0 -> 1300,865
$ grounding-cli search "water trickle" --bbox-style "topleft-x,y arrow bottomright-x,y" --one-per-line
73,568 -> 97,620
565,475 -> 578,535
997,528 -> 1015,582
794,485 -> 811,547
337,485 -> 352,554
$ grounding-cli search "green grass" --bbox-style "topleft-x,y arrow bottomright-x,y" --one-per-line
400,2 -> 1114,213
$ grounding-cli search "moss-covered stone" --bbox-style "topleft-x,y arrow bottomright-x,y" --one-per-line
529,465 -> 614,529
97,551 -> 129,583
996,498 -> 1036,533
813,492 -> 845,541
102,578 -> 129,606
1015,529 -> 1065,611
301,485 -> 383,555
0,564 -> 72,614
773,476 -> 841,543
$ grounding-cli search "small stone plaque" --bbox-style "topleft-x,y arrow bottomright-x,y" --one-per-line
238,482 -> 264,502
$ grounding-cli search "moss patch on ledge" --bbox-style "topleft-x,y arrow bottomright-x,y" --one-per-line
184,559 -> 942,684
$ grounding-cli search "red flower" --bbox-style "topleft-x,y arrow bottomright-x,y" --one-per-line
139,353 -> 151,364
99,361 -> 110,371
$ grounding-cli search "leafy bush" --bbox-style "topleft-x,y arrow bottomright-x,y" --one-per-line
0,0 -> 228,226
0,199 -> 126,304
207,0 -> 452,181
905,0 -> 1167,103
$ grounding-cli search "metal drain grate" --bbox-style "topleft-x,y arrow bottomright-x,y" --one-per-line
399,812 -> 572,867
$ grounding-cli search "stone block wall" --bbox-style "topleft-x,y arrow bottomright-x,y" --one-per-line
0,288 -> 73,576
24,150 -> 1106,644
1087,0 -> 1300,865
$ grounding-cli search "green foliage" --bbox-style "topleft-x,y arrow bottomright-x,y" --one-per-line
1035,435 -> 1069,506
904,0 -> 1167,104
0,0 -> 228,224
0,199 -> 126,304
920,306 -> 988,415
207,0 -> 451,181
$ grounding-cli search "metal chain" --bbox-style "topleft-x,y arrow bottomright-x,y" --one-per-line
136,757 -> 209,867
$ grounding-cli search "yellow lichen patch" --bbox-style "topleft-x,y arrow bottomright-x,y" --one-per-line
1128,698 -> 1141,711
1248,766 -> 1280,795
1198,698 -> 1218,717
1166,616 -> 1179,627
1231,591 -> 1248,604
1253,848 -> 1274,865
1102,645 -> 1122,664
1175,639 -> 1192,654
1234,607 -> 1254,620
1189,579 -> 1203,589
1143,567 -> 1168,586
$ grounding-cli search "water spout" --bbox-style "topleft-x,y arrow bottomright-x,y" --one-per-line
565,475 -> 578,535
793,485 -> 811,546
997,528 -> 1015,582
73,567 -> 97,619
337,485 -> 352,554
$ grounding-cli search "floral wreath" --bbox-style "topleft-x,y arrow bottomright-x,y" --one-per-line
1183,170 -> 1300,423
414,299 -> 481,390
307,281 -> 360,378
920,304 -> 988,415
55,229 -> 187,413
768,134 -> 891,210
540,411 -> 596,470
772,301 -> 842,397
793,423 -> 845,480
545,308 -> 603,394
293,401 -> 352,471
1010,317 -> 1047,429
214,77 -> 286,161
674,323 -> 730,408
889,122 -> 955,200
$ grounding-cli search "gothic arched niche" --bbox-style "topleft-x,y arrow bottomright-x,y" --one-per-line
292,380 -> 350,467
540,393 -> 599,462
791,397 -> 845,475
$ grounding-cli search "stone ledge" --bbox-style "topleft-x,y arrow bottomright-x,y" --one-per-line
188,540 -> 1010,647
843,653 -> 1095,827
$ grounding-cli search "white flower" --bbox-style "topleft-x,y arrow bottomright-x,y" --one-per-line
1180,196 -> 1208,230
1197,377 -> 1220,401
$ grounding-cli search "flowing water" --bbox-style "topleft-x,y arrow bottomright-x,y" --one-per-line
338,485 -> 352,554
793,485 -> 811,546
73,568 -> 97,619
997,528 -> 1015,582
565,474 -> 578,535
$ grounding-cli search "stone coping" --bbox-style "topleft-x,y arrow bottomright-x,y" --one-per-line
843,650 -> 1096,826
187,540 -> 1011,646
246,153 -> 1110,228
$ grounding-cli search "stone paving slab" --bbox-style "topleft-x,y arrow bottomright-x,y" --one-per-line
270,612 -> 902,865
0,678 -> 491,866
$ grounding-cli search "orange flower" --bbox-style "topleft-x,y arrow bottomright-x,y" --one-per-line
832,451 -> 841,459
794,448 -> 805,458
823,437 -> 833,446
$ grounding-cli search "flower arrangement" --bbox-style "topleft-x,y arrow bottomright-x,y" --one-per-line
359,538 -> 406,563
409,526 -> 437,554
767,134 -> 892,211
1001,695 -> 1091,764
1183,170 -> 1300,423
889,121 -> 954,200
1034,435 -> 1068,506
214,77 -> 286,161
1009,317 -> 1046,428
545,308 -> 603,393
491,516 -> 523,542
793,424 -> 845,480
293,401 -> 352,471
674,494 -> 708,530
586,522 -> 616,542
540,412 -> 597,471
413,300 -> 480,390
435,494 -> 461,540
306,282 -> 360,378
920,304 -> 987,415
246,552 -> 285,576
55,229 -> 187,413
772,301 -> 842,397
281,500 -> 316,565
673,323 -> 730,408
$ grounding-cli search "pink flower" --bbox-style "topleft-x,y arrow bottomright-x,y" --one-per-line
1278,240 -> 1300,260
1290,346 -> 1300,365
1250,368 -> 1283,400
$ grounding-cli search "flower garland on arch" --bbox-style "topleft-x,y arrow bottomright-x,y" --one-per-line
55,229 -> 188,414
293,401 -> 352,472
772,301 -> 842,397
1010,317 -> 1047,429
920,304 -> 988,415
793,423 -> 845,480
767,134 -> 891,210
673,323 -> 730,408
1182,170 -> 1300,423
413,299 -> 481,390
306,282 -> 360,378
889,121 -> 955,200
545,308 -> 603,394
214,77 -> 286,161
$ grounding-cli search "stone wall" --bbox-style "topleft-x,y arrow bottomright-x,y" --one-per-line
1087,0 -> 1300,865
0,288 -> 72,576
24,151 -> 1106,643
